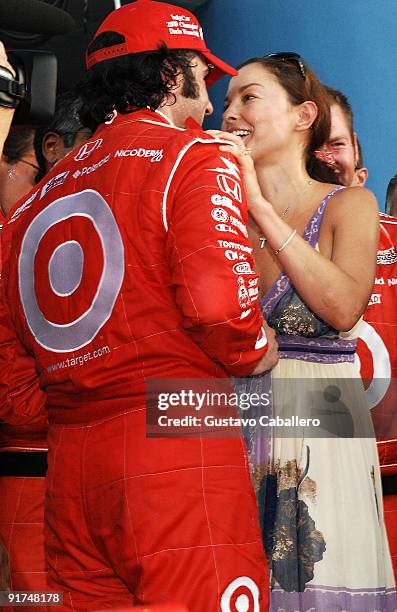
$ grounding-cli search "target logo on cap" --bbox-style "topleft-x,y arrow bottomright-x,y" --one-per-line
18,189 -> 124,353
220,576 -> 259,611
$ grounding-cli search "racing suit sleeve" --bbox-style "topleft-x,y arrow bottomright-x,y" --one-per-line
359,220 -> 397,472
0,324 -> 47,427
165,139 -> 267,376
0,220 -> 47,426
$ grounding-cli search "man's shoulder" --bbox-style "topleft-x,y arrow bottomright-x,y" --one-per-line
376,212 -> 397,262
135,120 -> 220,151
97,113 -> 221,163
379,212 -> 397,244
379,211 -> 397,226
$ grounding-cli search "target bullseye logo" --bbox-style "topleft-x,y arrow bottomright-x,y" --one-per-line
355,320 -> 391,408
18,189 -> 124,353
220,576 -> 259,611
48,240 -> 84,296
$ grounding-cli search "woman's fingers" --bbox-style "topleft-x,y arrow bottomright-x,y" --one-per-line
206,129 -> 247,152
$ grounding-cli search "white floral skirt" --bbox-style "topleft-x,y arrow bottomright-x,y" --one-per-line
237,359 -> 396,612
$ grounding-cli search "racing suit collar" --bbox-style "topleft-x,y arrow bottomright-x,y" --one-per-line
102,108 -> 181,131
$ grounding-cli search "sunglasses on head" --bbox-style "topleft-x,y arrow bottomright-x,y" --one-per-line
264,52 -> 306,80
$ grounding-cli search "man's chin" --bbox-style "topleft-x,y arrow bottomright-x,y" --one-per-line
334,167 -> 352,187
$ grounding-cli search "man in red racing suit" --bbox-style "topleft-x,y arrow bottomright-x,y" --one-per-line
1,1 -> 277,609
357,213 -> 397,582
0,45 -> 50,600
0,93 -> 93,609
324,86 -> 397,584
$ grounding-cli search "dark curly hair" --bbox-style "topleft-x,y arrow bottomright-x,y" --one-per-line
2,127 -> 35,164
77,32 -> 201,131
385,174 -> 397,216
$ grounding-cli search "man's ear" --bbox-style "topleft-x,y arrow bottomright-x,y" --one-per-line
160,69 -> 183,108
42,132 -> 64,166
354,167 -> 368,187
296,101 -> 318,131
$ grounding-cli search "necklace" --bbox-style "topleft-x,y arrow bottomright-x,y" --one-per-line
259,179 -> 313,249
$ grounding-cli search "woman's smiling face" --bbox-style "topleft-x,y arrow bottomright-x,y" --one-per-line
222,62 -> 300,164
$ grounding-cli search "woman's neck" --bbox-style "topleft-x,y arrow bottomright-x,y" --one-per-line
254,156 -> 313,218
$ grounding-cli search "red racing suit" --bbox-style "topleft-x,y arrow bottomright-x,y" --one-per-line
356,212 -> 397,581
1,109 -> 269,611
0,210 -> 49,609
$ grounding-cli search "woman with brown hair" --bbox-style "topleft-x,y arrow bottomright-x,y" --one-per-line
217,53 -> 396,610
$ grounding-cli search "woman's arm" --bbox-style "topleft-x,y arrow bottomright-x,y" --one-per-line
251,186 -> 379,331
212,132 -> 379,331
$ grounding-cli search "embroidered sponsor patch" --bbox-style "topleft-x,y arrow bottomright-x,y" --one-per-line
18,189 -> 124,353
166,13 -> 203,39
72,155 -> 110,179
211,193 -> 242,218
40,172 -> 70,199
377,247 -> 397,265
233,261 -> 255,275
229,214 -> 248,237
216,174 -> 242,203
224,249 -> 246,262
8,190 -> 39,223
237,276 -> 251,309
211,208 -> 229,223
114,148 -> 163,162
217,240 -> 252,253
368,293 -> 382,305
74,138 -> 103,161
215,223 -> 238,235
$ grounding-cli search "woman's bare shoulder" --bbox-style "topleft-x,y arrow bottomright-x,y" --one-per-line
329,184 -> 378,207
325,185 -> 379,225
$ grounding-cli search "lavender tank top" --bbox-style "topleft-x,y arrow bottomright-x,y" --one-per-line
260,187 -> 357,364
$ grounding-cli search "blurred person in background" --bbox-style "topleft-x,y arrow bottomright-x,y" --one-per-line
352,139 -> 369,186
0,37 -> 17,593
0,127 -> 38,216
0,40 -> 15,159
33,90 -> 93,182
322,86 -> 367,187
385,174 -> 397,217
0,90 -> 91,608
0,78 -> 42,603
324,84 -> 397,584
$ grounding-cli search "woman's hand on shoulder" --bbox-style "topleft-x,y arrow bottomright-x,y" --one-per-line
206,129 -> 272,217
